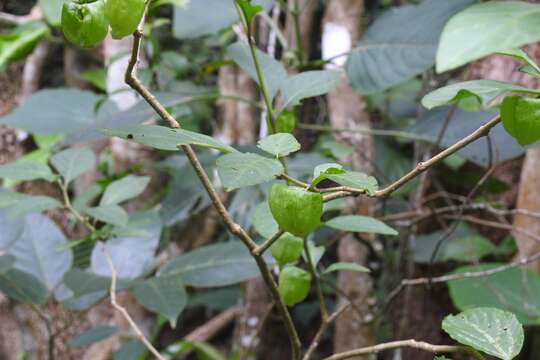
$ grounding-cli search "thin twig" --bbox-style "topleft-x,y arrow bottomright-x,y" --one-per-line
102,246 -> 165,360
304,239 -> 329,321
303,304 -> 349,360
322,339 -> 485,360
253,230 -> 285,256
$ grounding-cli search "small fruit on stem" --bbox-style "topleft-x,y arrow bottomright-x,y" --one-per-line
278,266 -> 311,306
271,233 -> 304,267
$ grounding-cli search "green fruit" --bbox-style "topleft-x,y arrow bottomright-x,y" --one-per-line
62,0 -> 109,48
276,111 -> 297,133
271,233 -> 304,267
278,266 -> 311,306
268,184 -> 323,237
104,0 -> 146,39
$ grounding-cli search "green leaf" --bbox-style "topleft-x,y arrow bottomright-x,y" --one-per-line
0,268 -> 48,304
102,124 -> 237,153
0,160 -> 55,182
501,96 -> 540,146
132,276 -> 187,328
227,41 -> 287,99
278,266 -> 311,307
498,49 -> 540,78
68,326 -> 118,348
276,111 -> 296,133
251,202 -> 278,239
326,215 -> 398,236
39,0 -> 63,26
100,175 -> 150,206
442,235 -> 497,262
436,1 -> 540,72
346,0 -> 474,94
327,171 -> 379,196
104,0 -> 146,39
448,264 -> 540,325
0,192 -> 61,218
0,255 -> 15,274
235,0 -> 263,26
51,148 -> 96,185
113,340 -> 145,360
421,80 -> 540,110
311,163 -> 345,187
323,262 -> 370,275
280,70 -> 341,109
61,0 -> 109,48
80,69 -> 107,92
257,133 -> 301,158
0,88 -> 101,135
217,153 -> 284,191
84,205 -> 129,227
270,233 -> 304,268
442,307 -> 524,360
7,213 -> 72,290
160,242 -> 270,288
0,21 -> 49,71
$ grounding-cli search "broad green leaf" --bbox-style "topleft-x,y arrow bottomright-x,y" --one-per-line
102,125 -> 237,153
280,70 -> 341,109
39,0 -> 63,26
80,69 -> 107,92
442,235 -> 497,262
436,1 -> 540,72
257,133 -> 301,158
113,340 -> 145,360
100,175 -> 150,206
0,209 -> 24,250
312,163 -> 345,187
448,264 -> 540,325
173,0 -> 272,39
323,262 -> 370,275
132,276 -> 187,328
7,213 -> 72,290
270,233 -> 303,268
61,0 -> 109,48
326,215 -> 398,236
63,269 -> 113,297
160,242 -> 269,288
327,171 -> 379,196
251,202 -> 278,239
346,0 -> 474,94
84,205 -> 129,227
421,80 -> 540,110
104,0 -> 146,39
442,308 -> 524,360
499,49 -> 540,78
217,153 -> 284,191
0,268 -> 48,304
278,266 -> 311,307
51,148 -> 96,185
226,41 -> 287,99
0,191 -> 61,218
0,255 -> 15,274
501,96 -> 540,146
0,88 -> 101,134
0,21 -> 49,71
68,326 -> 118,348
0,160 -> 55,182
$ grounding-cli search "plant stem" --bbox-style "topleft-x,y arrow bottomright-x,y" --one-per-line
57,179 -> 96,233
291,0 -> 305,65
304,239 -> 328,321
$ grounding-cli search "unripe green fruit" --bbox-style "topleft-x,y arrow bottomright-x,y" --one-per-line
276,111 -> 296,133
104,0 -> 146,39
62,0 -> 109,48
271,233 -> 304,267
278,266 -> 311,306
268,184 -> 323,237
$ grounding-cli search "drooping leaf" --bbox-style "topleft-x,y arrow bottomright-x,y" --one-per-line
251,202 -> 279,239
326,215 -> 398,236
448,264 -> 540,325
327,171 -> 379,196
131,276 -> 187,327
346,0 -> 474,94
278,266 -> 311,307
102,124 -> 237,153
61,0 -> 109,48
280,70 -> 341,109
226,41 -> 287,99
257,133 -> 301,158
51,148 -> 96,185
217,153 -> 284,191
160,242 -> 269,288
442,307 -> 524,360
270,233 -> 304,268
0,21 -> 49,71
104,0 -> 146,39
68,326 -> 118,348
0,88 -> 100,134
498,48 -> 540,78
0,160 -> 55,182
0,268 -> 48,304
7,213 -> 72,290
84,205 -> 129,227
323,262 -> 370,275
501,96 -> 540,146
436,1 -> 540,72
421,80 -> 540,110
100,175 -> 150,206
